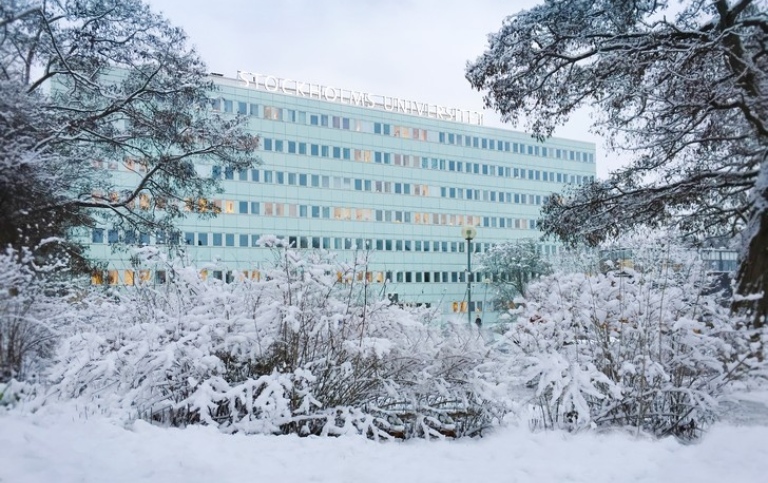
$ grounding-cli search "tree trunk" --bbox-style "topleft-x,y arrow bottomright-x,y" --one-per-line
734,176 -> 767,358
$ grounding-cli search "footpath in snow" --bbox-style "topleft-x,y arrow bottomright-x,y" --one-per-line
2,414 -> 768,483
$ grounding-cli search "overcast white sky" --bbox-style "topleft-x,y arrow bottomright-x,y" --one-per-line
145,0 -> 617,177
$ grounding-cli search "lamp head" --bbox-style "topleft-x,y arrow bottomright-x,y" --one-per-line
461,226 -> 477,241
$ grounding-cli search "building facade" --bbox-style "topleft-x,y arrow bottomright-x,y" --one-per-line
87,73 -> 597,322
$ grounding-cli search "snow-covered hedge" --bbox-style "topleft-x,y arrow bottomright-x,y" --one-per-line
502,254 -> 763,438
38,244 -> 506,438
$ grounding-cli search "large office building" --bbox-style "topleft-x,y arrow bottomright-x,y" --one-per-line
87,72 -> 597,322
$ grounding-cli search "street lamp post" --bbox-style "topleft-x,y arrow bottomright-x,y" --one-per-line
461,226 -> 477,325
482,277 -> 491,323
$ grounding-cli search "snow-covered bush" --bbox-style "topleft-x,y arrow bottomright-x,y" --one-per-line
502,243 -> 763,438
0,246 -> 79,382
478,239 -> 552,309
39,243 -> 506,438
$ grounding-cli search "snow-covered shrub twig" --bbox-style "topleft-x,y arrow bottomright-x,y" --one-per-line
39,243 -> 507,438
502,242 -> 764,438
0,246 -> 79,383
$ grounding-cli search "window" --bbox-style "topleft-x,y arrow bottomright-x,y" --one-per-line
212,233 -> 222,246
154,270 -> 166,284
108,229 -> 119,244
225,234 -> 235,247
239,234 -> 248,247
92,228 -> 104,243
120,270 -> 133,286
264,106 -> 282,120
198,233 -> 208,246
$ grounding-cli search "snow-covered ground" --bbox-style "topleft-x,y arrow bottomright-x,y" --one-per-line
2,413 -> 768,483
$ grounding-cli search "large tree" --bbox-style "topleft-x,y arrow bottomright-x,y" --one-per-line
0,0 -> 258,268
466,0 -> 767,329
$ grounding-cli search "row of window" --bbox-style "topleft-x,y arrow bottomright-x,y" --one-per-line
437,131 -> 594,163
91,267 -> 487,315
252,203 -> 537,229
92,157 -> 148,172
222,168 -> 550,205
450,301 -> 485,314
210,98 -> 595,163
92,228 -> 543,253
93,268 -> 253,286
91,193 -> 539,230
257,137 -> 594,185
91,267 -> 537,291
